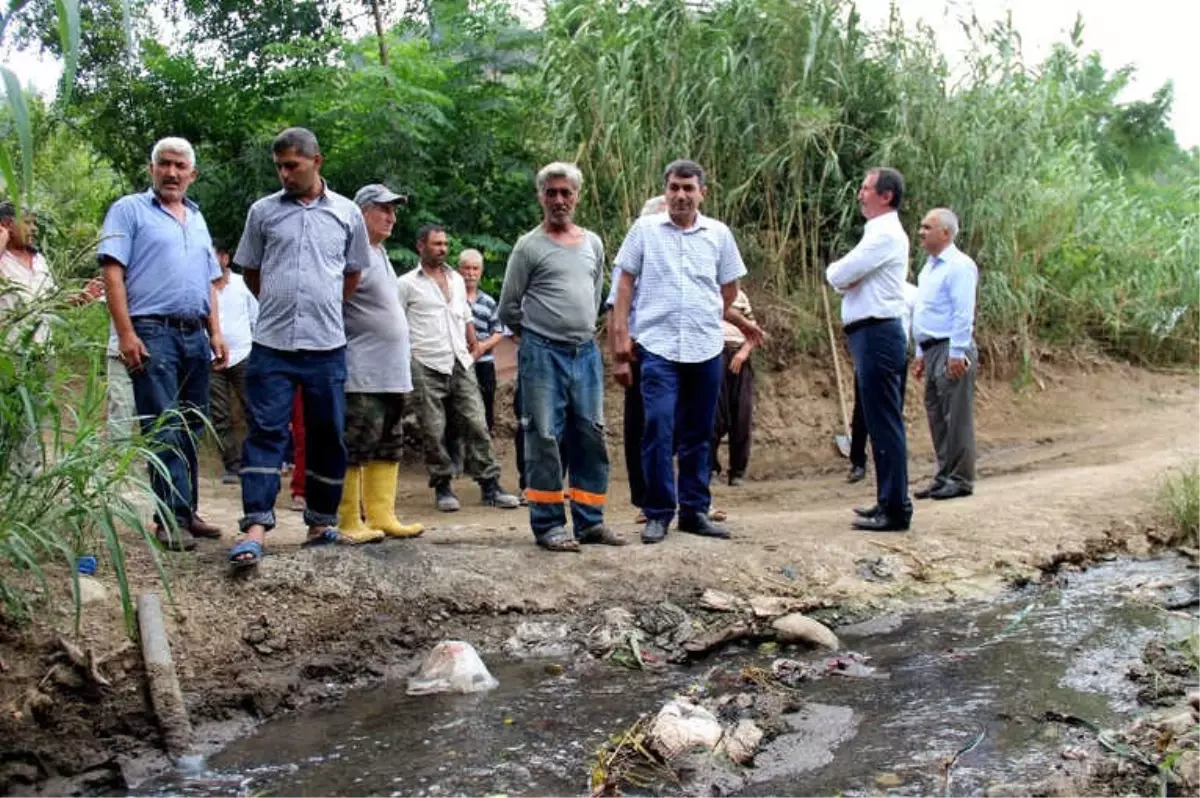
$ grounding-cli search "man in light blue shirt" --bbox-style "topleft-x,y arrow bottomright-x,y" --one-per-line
826,166 -> 912,532
230,127 -> 373,567
100,136 -> 227,550
912,208 -> 978,500
611,161 -> 763,544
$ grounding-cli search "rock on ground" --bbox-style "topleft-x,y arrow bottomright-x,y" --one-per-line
771,613 -> 840,650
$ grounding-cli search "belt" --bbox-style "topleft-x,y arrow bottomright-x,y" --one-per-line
918,337 -> 949,353
131,314 -> 207,332
843,316 -> 897,336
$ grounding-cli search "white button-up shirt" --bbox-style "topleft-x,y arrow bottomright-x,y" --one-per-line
216,272 -> 258,368
397,265 -> 473,375
913,243 -> 978,358
0,248 -> 57,344
615,211 -> 747,363
825,211 -> 909,326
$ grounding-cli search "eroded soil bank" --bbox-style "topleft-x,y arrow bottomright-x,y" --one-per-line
0,360 -> 1196,794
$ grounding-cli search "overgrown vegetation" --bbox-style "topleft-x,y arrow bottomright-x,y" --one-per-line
1158,463 -> 1199,548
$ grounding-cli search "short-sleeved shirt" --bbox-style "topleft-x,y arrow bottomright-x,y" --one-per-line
604,265 -> 638,339
216,273 -> 258,368
467,290 -> 501,364
721,289 -> 755,347
98,189 -> 221,318
0,249 -> 58,344
397,265 -> 473,375
234,185 -> 372,352
614,211 -> 747,363
344,246 -> 413,393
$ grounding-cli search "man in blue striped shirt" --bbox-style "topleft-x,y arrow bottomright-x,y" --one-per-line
459,249 -> 503,430
611,160 -> 763,544
912,208 -> 978,501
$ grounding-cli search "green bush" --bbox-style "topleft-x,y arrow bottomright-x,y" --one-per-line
1158,463 -> 1200,548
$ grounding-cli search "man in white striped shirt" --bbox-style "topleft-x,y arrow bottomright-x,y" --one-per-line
611,160 -> 763,544
825,167 -> 913,532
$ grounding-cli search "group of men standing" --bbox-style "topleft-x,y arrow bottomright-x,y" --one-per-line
3,123 -> 979,567
827,167 -> 979,531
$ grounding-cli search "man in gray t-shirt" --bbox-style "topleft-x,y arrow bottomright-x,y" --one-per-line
335,184 -> 426,543
498,162 -> 623,551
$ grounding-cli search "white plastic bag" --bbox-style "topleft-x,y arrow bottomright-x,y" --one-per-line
407,640 -> 499,695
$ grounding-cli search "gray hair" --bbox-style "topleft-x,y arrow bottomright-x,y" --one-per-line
273,127 -> 321,158
150,137 -> 196,167
640,195 -> 667,216
458,248 -> 484,267
536,162 -> 583,193
931,207 -> 959,240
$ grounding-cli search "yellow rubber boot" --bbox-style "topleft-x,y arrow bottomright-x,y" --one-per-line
364,461 -> 424,538
337,465 -> 385,544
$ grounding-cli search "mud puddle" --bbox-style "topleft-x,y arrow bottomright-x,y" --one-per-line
139,556 -> 1197,797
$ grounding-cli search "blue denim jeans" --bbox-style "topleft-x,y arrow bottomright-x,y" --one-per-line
128,319 -> 211,526
518,330 -> 608,540
638,346 -> 722,525
239,344 -> 347,531
847,318 -> 912,521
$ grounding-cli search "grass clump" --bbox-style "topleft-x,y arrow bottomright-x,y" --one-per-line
1158,462 -> 1199,548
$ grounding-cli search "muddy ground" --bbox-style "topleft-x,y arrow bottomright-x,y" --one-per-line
0,356 -> 1196,794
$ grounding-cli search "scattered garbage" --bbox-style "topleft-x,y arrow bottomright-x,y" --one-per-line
646,699 -> 724,759
407,641 -> 498,695
720,719 -> 764,764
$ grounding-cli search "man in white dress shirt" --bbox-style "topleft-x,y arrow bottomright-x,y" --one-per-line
209,244 -> 258,484
912,208 -> 978,501
826,167 -> 913,532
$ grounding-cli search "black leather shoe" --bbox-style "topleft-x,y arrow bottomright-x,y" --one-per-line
847,466 -> 866,483
641,518 -> 669,544
930,483 -> 973,501
914,480 -> 946,500
853,504 -> 880,518
679,514 -> 731,539
852,514 -> 910,532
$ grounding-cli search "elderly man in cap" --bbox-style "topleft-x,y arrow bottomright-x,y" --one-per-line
99,137 -> 228,550
335,184 -> 424,542
230,127 -> 373,567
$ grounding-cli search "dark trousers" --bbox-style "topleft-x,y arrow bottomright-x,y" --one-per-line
475,360 -> 497,432
345,392 -> 405,465
623,358 -> 646,509
639,346 -> 722,525
850,360 -> 909,470
847,319 -> 911,520
239,344 -> 347,531
711,347 -> 754,480
209,359 -> 249,473
128,319 -> 210,527
922,341 -> 977,488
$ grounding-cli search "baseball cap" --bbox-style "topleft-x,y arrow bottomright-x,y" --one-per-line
353,184 -> 408,207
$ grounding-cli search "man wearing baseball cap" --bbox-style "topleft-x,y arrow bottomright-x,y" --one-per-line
335,184 -> 423,541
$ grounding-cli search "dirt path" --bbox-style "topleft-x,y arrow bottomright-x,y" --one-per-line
0,361 -> 1195,792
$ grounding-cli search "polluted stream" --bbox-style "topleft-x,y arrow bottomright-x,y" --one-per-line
141,556 -> 1198,797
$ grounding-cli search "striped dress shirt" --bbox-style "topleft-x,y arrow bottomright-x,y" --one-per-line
614,211 -> 747,363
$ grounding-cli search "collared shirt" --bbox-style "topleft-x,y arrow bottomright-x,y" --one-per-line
467,289 -> 501,364
615,211 -> 747,363
913,243 -> 978,358
604,265 -> 638,339
721,289 -> 755,347
234,185 -> 372,352
216,273 -> 258,368
98,189 -> 221,319
825,211 -> 909,326
0,248 -> 57,344
344,245 -> 413,393
397,264 -> 473,375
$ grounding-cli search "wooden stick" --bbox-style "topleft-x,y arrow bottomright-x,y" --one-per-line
821,285 -> 852,438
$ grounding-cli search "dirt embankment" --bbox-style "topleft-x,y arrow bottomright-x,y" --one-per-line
0,358 -> 1196,793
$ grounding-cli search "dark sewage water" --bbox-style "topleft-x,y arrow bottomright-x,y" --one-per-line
140,556 -> 1198,797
